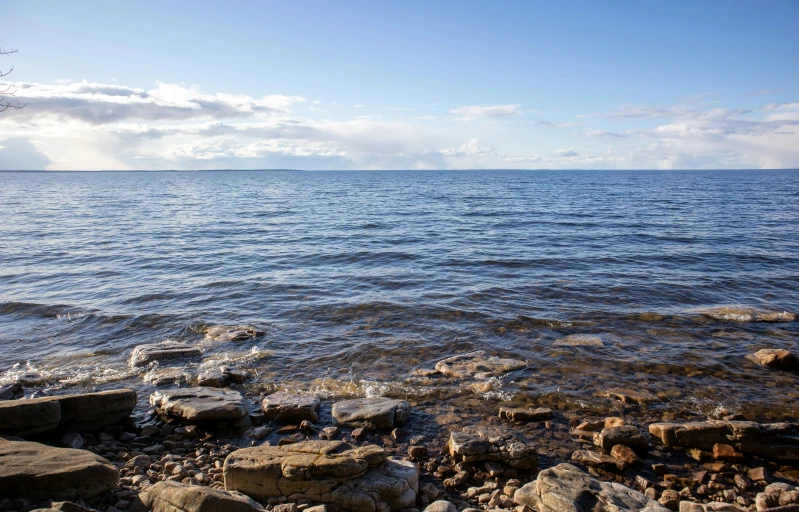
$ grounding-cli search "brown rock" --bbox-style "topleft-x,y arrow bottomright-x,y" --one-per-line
712,444 -> 745,463
747,349 -> 799,371
610,444 -> 642,466
262,392 -> 321,423
594,425 -> 649,452
570,449 -> 625,472
434,351 -> 526,380
498,407 -> 551,423
131,480 -> 263,512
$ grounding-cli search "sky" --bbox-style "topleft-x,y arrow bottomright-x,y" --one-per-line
1,0 -> 798,170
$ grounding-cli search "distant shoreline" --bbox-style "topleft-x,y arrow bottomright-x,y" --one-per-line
1,168 -> 798,173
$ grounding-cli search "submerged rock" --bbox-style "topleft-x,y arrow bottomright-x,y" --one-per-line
747,349 -> 799,371
553,334 -> 605,347
602,388 -> 659,405
130,341 -> 202,367
699,306 -> 795,323
204,325 -> 264,342
0,437 -> 119,501
434,350 -> 526,380
144,367 -> 191,387
262,392 -> 321,422
513,463 -> 668,512
131,480 -> 264,512
223,440 -> 419,512
331,397 -> 409,429
498,406 -> 552,423
0,383 -> 23,401
448,426 -> 538,469
150,388 -> 248,421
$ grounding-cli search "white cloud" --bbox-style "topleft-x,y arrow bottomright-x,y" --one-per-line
554,148 -> 579,157
449,104 -> 521,119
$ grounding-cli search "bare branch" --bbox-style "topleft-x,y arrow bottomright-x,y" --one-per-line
0,66 -> 14,77
0,48 -> 19,56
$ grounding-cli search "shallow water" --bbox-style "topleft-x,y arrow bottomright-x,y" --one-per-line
1,170 -> 798,419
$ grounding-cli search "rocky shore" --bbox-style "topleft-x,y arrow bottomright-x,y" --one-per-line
2,325 -> 799,512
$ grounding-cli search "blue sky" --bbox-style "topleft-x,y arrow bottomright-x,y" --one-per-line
1,0 -> 798,170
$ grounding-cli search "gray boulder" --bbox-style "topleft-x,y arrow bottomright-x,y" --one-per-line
424,501 -> 458,512
435,350 -> 526,380
332,397 -> 409,429
130,341 -> 202,367
262,392 -> 321,422
204,325 -> 264,342
150,388 -> 248,421
448,426 -> 538,469
699,306 -> 795,323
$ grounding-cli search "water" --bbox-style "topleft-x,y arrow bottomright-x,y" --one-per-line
1,170 -> 798,420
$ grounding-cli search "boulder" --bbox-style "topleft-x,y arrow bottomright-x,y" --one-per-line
571,450 -> 625,472
150,388 -> 248,421
593,425 -> 649,453
435,350 -> 526,380
0,437 -> 119,501
0,399 -> 61,435
755,482 -> 799,511
513,463 -> 668,512
424,501 -> 457,512
448,426 -> 538,469
131,480 -> 264,512
223,440 -> 419,512
699,306 -> 795,323
30,501 -> 94,512
553,334 -> 604,347
130,341 -> 202,367
498,407 -> 551,423
262,392 -> 322,423
331,397 -> 409,429
747,349 -> 799,371
204,325 -> 264,342
145,368 -> 191,387
0,383 -> 23,401
649,420 -> 799,461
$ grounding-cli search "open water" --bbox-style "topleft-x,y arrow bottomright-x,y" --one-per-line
1,170 -> 798,419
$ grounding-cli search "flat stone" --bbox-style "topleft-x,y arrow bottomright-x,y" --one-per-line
571,450 -> 625,472
699,306 -> 796,323
435,350 -> 526,379
131,480 -> 264,512
223,440 -> 418,512
602,388 -> 659,405
263,392 -> 322,423
448,426 -> 538,469
594,425 -> 649,453
0,399 -> 61,435
331,397 -> 409,429
553,334 -> 604,347
150,388 -> 248,421
747,349 -> 799,371
0,437 -> 119,502
130,341 -> 202,367
424,501 -> 457,512
513,463 -> 668,512
204,325 -> 264,342
498,407 -> 551,423
145,368 -> 191,387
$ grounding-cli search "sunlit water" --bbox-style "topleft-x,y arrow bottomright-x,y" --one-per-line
1,170 -> 798,420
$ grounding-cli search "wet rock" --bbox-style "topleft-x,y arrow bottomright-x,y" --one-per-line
145,368 -> 190,387
423,501 -> 457,512
130,480 -> 264,512
434,351 -> 526,380
498,407 -> 551,423
699,306 -> 795,323
571,449 -> 625,472
331,397 -> 409,429
196,369 -> 228,388
223,440 -> 419,512
0,383 -> 23,401
203,325 -> 264,342
150,388 -> 248,421
262,392 -> 322,423
448,426 -> 538,469
130,342 -> 202,367
649,420 -> 799,461
747,349 -> 799,371
553,334 -> 604,347
593,425 -> 649,453
602,388 -> 659,405
0,437 -> 119,501
513,463 -> 668,512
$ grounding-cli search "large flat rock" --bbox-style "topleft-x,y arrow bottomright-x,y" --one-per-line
698,306 -> 795,323
448,426 -> 538,469
223,440 -> 418,512
204,325 -> 264,342
0,399 -> 61,435
150,388 -> 248,421
262,392 -> 321,422
130,341 -> 202,367
0,437 -> 119,501
131,480 -> 264,512
331,397 -> 409,429
747,349 -> 799,371
435,350 -> 526,380
513,463 -> 668,512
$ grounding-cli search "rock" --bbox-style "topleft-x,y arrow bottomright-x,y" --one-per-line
0,398 -> 61,435
131,480 -> 264,512
145,368 -> 190,387
755,483 -> 799,511
448,426 -> 538,469
712,443 -> 745,463
0,437 -> 119,501
649,420 -> 799,461
196,369 -> 228,388
699,306 -> 795,323
610,444 -> 642,466
513,463 -> 668,512
130,341 -> 202,367
748,467 -> 772,483
150,388 -> 248,421
434,351 -> 526,380
679,503 -> 745,512
553,334 -> 604,347
659,490 -> 680,510
204,325 -> 264,342
424,501 -> 457,512
0,383 -> 23,401
331,397 -> 409,430
32,501 -> 95,512
571,450 -> 625,472
262,392 -> 322,423
498,407 -> 551,423
59,433 -> 84,449
747,349 -> 799,371
602,388 -> 659,405
593,425 -> 649,452
223,440 -> 419,512
408,446 -> 427,461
